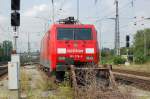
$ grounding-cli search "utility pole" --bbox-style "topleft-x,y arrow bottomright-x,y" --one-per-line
77,0 -> 79,21
13,26 -> 19,54
27,33 -> 30,56
142,18 -> 146,57
98,22 -> 102,64
143,17 -> 150,57
51,0 -> 54,23
27,32 -> 31,64
140,17 -> 146,57
115,0 -> 120,56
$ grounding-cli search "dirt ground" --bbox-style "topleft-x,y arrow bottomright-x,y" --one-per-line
119,85 -> 150,99
0,76 -> 18,99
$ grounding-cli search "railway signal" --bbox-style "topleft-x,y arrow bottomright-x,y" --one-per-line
9,1 -> 21,97
11,0 -> 20,10
11,12 -> 20,26
126,35 -> 130,48
125,35 -> 130,65
11,0 -> 20,53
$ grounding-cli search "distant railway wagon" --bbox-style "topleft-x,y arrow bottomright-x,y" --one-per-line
40,17 -> 100,80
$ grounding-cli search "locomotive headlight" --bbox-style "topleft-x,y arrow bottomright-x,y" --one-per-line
86,56 -> 94,60
58,56 -> 66,60
57,48 -> 66,54
85,48 -> 94,54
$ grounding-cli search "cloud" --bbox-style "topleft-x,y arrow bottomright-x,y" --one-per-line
23,4 -> 49,17
0,15 -> 7,22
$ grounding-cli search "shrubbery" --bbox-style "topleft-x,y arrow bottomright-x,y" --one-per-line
134,55 -> 146,64
113,56 -> 126,65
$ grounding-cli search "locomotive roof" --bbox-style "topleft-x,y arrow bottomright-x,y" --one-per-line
50,24 -> 95,28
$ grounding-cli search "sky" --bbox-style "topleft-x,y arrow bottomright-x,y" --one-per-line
0,0 -> 150,52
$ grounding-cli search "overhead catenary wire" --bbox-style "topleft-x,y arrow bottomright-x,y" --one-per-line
95,0 -> 136,22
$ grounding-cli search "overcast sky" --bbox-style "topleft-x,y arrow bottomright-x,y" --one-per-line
0,0 -> 150,52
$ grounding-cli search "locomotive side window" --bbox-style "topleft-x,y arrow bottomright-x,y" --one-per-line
57,28 -> 92,40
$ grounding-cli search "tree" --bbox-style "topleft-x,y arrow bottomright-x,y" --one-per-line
101,48 -> 114,64
133,28 -> 150,63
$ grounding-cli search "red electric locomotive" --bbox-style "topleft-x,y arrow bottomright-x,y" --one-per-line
40,17 -> 99,81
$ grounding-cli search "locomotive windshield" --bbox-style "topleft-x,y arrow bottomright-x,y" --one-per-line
57,28 -> 92,40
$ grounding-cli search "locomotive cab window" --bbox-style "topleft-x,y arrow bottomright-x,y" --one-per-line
57,28 -> 92,40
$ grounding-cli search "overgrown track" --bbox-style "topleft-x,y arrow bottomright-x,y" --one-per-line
113,69 -> 150,90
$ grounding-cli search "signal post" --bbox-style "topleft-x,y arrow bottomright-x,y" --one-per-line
8,0 -> 21,99
125,35 -> 130,66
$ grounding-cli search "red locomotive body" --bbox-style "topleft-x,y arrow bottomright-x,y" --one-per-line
40,18 -> 99,74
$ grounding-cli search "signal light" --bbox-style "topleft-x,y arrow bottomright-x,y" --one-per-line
11,0 -> 20,10
11,12 -> 20,26
126,35 -> 130,48
126,42 -> 129,48
126,35 -> 130,41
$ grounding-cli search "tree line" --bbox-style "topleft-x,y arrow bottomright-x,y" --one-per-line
101,28 -> 150,64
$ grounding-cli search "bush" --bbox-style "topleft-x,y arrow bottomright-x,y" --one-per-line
134,55 -> 146,64
113,56 -> 126,65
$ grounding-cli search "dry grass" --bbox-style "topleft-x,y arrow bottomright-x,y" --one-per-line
138,96 -> 150,99
20,68 -> 33,98
71,64 -> 134,99
35,77 -> 58,91
27,77 -> 73,99
113,62 -> 150,73
20,66 -> 73,99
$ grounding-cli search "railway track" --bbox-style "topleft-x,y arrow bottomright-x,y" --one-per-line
113,69 -> 150,90
34,64 -> 150,91
113,69 -> 150,77
0,65 -> 8,78
0,62 -> 7,66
